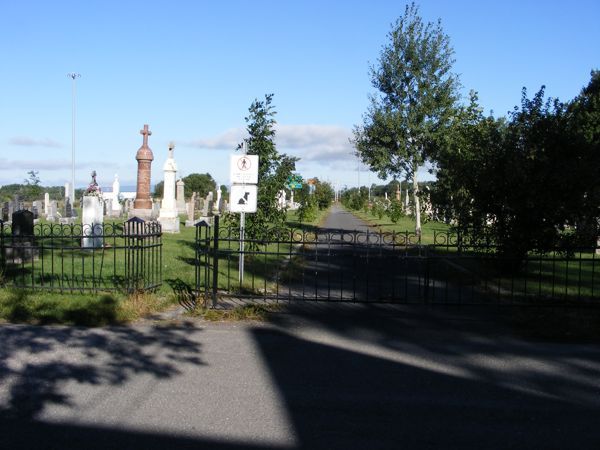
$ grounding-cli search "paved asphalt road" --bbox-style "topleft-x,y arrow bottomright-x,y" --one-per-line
1,207 -> 600,449
320,204 -> 371,232
2,305 -> 600,449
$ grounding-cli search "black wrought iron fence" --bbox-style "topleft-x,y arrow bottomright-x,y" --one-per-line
195,221 -> 600,306
0,217 -> 162,293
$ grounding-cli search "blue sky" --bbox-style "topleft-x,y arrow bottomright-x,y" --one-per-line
1,0 -> 598,192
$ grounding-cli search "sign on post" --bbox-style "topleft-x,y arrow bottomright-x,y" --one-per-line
229,185 -> 257,213
286,174 -> 303,190
230,154 -> 259,185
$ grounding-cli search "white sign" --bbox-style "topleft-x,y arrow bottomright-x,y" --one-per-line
229,184 -> 257,213
230,154 -> 259,184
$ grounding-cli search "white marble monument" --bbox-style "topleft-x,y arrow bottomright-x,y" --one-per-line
111,174 -> 122,216
158,143 -> 180,233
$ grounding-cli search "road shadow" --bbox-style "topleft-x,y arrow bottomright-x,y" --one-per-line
254,305 -> 600,449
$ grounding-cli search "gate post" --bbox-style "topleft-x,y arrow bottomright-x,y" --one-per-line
211,215 -> 219,308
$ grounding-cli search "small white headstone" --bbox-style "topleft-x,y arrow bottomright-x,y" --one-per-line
44,192 -> 50,216
81,196 -> 104,248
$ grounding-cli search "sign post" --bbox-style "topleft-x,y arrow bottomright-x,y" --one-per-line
230,147 -> 259,283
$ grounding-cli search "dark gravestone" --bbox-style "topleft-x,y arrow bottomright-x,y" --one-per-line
1,202 -> 8,222
12,210 -> 34,236
8,210 -> 37,262
65,198 -> 73,218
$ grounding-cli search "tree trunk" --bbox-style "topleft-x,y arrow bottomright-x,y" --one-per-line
412,159 -> 421,239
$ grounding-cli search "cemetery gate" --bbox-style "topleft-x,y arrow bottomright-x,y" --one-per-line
195,218 -> 600,307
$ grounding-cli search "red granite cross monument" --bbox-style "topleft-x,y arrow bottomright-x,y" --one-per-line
134,124 -> 154,210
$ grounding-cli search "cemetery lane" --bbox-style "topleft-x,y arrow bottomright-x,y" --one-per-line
320,203 -> 371,232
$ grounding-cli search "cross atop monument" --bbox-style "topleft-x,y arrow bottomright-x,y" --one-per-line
168,141 -> 175,159
140,124 -> 152,147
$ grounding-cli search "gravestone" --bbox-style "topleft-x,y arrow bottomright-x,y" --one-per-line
110,174 -> 122,217
184,198 -> 196,227
202,193 -> 212,217
47,200 -> 58,222
8,210 -> 37,262
131,124 -> 154,219
184,202 -> 196,226
158,142 -> 180,233
214,187 -> 222,214
104,198 -> 111,217
13,210 -> 34,236
2,202 -> 8,222
60,198 -> 75,224
44,193 -> 50,216
32,201 -> 43,219
176,179 -> 186,215
82,196 -> 104,248
7,201 -> 15,221
64,181 -> 71,204
277,190 -> 286,210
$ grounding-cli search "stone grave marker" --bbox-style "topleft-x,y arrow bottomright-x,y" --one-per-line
82,196 -> 104,248
47,200 -> 58,222
9,210 -> 37,262
44,192 -> 50,216
176,179 -> 186,215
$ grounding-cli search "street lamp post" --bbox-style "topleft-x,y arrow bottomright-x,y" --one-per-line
67,73 -> 80,207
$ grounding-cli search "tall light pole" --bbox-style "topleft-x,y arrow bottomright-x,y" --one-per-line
67,73 -> 80,205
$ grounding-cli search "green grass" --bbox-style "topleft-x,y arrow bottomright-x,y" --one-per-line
348,208 -> 450,244
0,287 -> 173,326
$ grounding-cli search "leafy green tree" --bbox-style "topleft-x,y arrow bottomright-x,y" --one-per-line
312,179 -> 335,210
234,94 -> 297,235
353,2 -> 460,238
153,180 -> 164,198
295,184 -> 318,223
341,187 -> 368,211
21,170 -> 43,201
566,70 -> 600,243
432,79 -> 600,269
183,173 -> 217,199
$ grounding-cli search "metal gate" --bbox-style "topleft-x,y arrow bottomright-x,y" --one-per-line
195,218 -> 600,307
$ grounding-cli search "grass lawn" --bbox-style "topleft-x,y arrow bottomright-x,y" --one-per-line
348,207 -> 450,244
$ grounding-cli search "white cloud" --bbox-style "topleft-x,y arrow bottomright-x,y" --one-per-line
186,124 -> 355,164
186,127 -> 247,150
0,159 -> 117,172
9,137 -> 62,148
275,124 -> 354,162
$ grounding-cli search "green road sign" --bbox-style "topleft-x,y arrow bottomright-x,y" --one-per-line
286,174 -> 303,190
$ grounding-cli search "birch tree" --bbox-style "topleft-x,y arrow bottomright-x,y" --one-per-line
353,2 -> 459,237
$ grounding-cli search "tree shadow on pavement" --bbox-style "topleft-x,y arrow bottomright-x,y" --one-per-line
0,323 -> 204,421
253,304 -> 600,449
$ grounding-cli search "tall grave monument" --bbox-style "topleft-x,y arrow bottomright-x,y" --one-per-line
131,124 -> 155,219
158,142 -> 180,233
